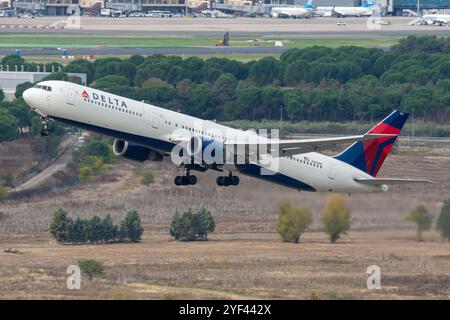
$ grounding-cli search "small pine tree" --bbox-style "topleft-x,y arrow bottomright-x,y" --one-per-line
68,217 -> 87,244
101,214 -> 117,242
437,198 -> 450,242
49,208 -> 72,243
120,209 -> 144,242
405,205 -> 432,241
322,195 -> 351,243
78,258 -> 105,281
169,207 -> 215,241
276,200 -> 313,243
87,215 -> 103,243
194,206 -> 215,240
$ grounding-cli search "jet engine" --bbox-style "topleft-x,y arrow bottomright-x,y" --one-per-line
112,139 -> 163,162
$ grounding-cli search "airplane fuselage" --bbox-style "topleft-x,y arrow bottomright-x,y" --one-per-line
24,81 -> 386,193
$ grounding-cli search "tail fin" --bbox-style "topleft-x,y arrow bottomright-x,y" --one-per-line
333,110 -> 409,177
304,0 -> 314,9
363,0 -> 375,7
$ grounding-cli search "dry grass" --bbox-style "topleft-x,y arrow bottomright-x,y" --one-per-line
0,146 -> 450,299
0,230 -> 449,299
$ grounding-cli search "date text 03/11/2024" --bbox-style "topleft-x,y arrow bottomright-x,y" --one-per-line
179,304 -> 272,317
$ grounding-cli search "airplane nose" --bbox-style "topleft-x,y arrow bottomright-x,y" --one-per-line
23,88 -> 33,108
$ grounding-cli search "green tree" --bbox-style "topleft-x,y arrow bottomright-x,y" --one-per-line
68,217 -> 88,244
101,214 -> 117,242
120,209 -> 144,242
1,54 -> 25,66
0,109 -> 19,142
405,205 -> 432,241
248,57 -> 280,86
0,89 -> 4,102
276,200 -> 313,243
87,215 -> 103,243
64,59 -> 95,83
78,258 -> 105,281
437,198 -> 450,242
169,207 -> 215,241
212,73 -> 237,103
322,195 -> 351,243
141,171 -> 154,186
15,82 -> 33,99
85,140 -> 113,163
41,72 -> 68,82
49,208 -> 72,243
193,206 -> 215,240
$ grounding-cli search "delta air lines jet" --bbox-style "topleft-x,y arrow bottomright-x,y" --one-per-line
23,81 -> 431,193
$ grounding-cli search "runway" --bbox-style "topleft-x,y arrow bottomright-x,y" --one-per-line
1,16 -> 449,35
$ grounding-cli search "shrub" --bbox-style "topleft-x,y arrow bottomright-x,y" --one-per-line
49,208 -> 71,242
276,200 -> 312,243
119,209 -> 144,242
322,195 -> 351,243
437,198 -> 450,242
0,184 -> 7,203
170,206 -> 215,241
141,171 -> 154,186
405,205 -> 432,241
78,258 -> 105,281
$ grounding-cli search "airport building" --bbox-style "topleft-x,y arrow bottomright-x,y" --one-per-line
11,0 -> 450,15
0,68 -> 87,101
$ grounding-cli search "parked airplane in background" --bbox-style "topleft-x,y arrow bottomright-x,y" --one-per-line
23,81 -> 431,193
405,9 -> 450,26
271,0 -> 315,19
316,0 -> 375,17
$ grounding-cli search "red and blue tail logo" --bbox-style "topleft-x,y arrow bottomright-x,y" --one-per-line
334,110 -> 408,177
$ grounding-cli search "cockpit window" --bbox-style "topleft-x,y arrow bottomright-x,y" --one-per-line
33,84 -> 52,92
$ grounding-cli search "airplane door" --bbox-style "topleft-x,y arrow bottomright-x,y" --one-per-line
328,164 -> 336,180
66,89 -> 75,105
151,112 -> 160,129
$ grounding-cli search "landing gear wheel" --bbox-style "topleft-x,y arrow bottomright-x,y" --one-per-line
231,176 -> 240,186
41,128 -> 50,136
174,176 -> 183,186
188,175 -> 197,185
216,176 -> 224,186
223,177 -> 231,187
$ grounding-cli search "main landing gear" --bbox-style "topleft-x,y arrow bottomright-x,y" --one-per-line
40,117 -> 50,136
174,168 -> 197,186
216,173 -> 240,187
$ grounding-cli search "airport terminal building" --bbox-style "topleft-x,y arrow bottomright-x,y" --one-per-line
11,0 -> 450,15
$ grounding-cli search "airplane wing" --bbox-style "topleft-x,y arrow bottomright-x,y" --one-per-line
226,133 -> 396,157
354,178 -> 433,186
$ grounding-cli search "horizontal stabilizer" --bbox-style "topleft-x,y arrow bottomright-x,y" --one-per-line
354,178 -> 433,186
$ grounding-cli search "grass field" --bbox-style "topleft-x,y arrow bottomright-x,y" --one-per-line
0,34 -> 398,49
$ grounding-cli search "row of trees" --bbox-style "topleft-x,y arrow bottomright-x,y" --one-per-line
277,195 -> 350,244
2,35 -> 450,134
406,200 -> 450,242
49,208 -> 144,244
277,195 -> 450,244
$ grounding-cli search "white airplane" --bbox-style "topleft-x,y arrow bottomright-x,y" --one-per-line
23,80 -> 431,193
405,9 -> 450,26
317,0 -> 375,18
271,0 -> 315,19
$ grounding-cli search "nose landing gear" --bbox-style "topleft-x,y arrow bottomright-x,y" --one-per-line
40,117 -> 50,136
